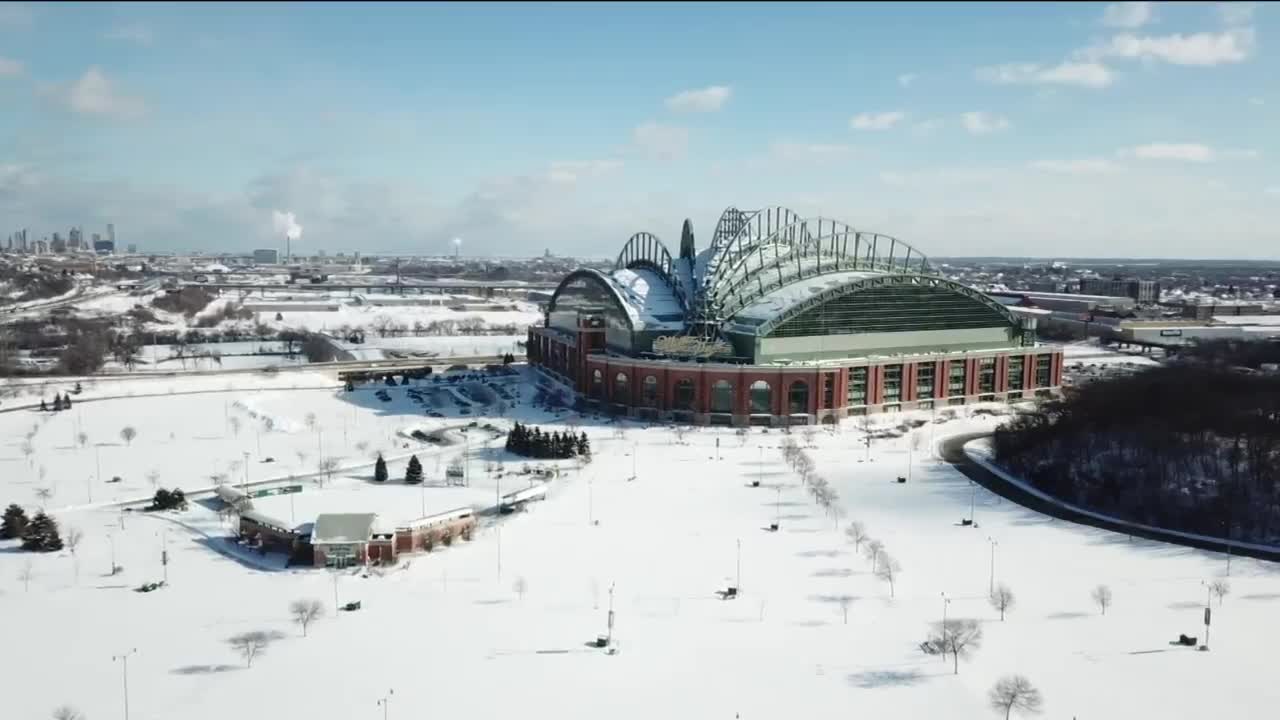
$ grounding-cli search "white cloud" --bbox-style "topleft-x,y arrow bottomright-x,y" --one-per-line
1120,143 -> 1215,162
0,56 -> 22,76
1218,2 -> 1257,26
1266,186 -> 1280,195
850,111 -> 906,130
1030,158 -> 1121,174
633,123 -> 689,160
1083,28 -> 1255,66
547,159 -> 623,184
104,23 -> 153,45
1249,96 -> 1265,105
51,66 -> 145,119
664,85 -> 731,113
897,73 -> 917,88
770,142 -> 853,162
960,111 -> 1010,135
1102,2 -> 1155,28
977,61 -> 1114,88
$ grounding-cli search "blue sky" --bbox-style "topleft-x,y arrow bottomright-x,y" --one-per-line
1,1 -> 1276,258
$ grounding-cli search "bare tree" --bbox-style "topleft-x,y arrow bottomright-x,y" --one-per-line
923,618 -> 984,675
845,521 -> 869,552
76,432 -> 88,448
146,470 -> 160,489
289,599 -> 324,637
989,675 -> 1044,720
318,457 -> 340,487
66,527 -> 84,580
305,412 -> 318,432
355,441 -> 370,455
228,416 -> 242,436
801,426 -> 816,448
512,576 -> 528,601
1210,580 -> 1231,606
52,706 -> 85,720
228,631 -> 275,667
35,487 -> 52,508
119,426 -> 137,446
837,594 -> 854,624
19,559 -> 34,592
874,552 -> 901,597
1091,584 -> 1113,616
989,583 -> 1015,621
863,539 -> 885,573
21,440 -> 34,466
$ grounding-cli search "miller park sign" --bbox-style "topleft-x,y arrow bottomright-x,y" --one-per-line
652,334 -> 732,358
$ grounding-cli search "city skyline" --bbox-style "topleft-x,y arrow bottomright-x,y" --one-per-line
0,1 -> 1277,258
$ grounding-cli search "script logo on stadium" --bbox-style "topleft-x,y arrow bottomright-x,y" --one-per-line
653,335 -> 732,358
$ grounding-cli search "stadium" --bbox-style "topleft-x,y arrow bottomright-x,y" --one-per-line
528,206 -> 1063,425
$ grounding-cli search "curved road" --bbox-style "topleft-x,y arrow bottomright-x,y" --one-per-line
941,432 -> 1280,563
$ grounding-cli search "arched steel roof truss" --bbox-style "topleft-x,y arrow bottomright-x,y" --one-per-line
703,206 -> 804,292
547,268 -> 637,331
711,217 -> 933,319
747,273 -> 1022,339
613,232 -> 686,310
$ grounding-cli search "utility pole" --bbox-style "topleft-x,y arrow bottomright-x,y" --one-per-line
113,648 -> 137,720
377,689 -> 394,720
987,537 -> 998,595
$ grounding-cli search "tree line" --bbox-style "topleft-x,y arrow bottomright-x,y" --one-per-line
505,422 -> 590,460
992,363 -> 1280,543
2,503 -> 64,552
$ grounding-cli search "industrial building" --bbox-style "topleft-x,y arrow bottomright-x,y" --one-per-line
253,248 -> 280,265
528,206 -> 1064,425
1079,277 -> 1162,304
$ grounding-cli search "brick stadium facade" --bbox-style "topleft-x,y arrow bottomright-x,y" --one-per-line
529,207 -> 1063,425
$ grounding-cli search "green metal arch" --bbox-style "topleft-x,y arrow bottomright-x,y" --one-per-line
547,268 -> 637,332
748,273 -> 1023,339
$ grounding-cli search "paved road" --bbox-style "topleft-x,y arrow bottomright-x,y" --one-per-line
940,432 -> 1280,562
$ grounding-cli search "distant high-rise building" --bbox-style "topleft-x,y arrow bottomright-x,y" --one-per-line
51,233 -> 66,253
253,248 -> 280,264
68,227 -> 82,250
1079,277 -> 1161,304
126,243 -> 137,254
107,223 -> 116,245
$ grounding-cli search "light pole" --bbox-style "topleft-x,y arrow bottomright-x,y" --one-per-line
86,474 -> 92,504
632,441 -> 638,480
940,592 -> 951,662
906,433 -> 914,483
606,581 -> 616,645
588,475 -> 594,525
736,538 -> 742,590
987,537 -> 998,595
241,451 -> 250,493
113,648 -> 137,720
109,533 -> 117,575
757,445 -> 763,486
377,689 -> 394,720
159,529 -> 169,584
969,481 -> 977,525
95,445 -> 102,486
332,571 -> 340,613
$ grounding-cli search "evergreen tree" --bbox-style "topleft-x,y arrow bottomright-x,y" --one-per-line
75,381 -> 83,393
385,375 -> 397,387
21,511 -> 63,552
344,380 -> 354,392
578,432 -> 590,456
374,454 -> 389,482
2,503 -> 29,539
400,375 -> 410,386
404,455 -> 424,484
63,393 -> 72,409
53,394 -> 63,412
40,398 -> 47,412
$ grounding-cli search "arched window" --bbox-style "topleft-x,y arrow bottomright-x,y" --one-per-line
749,380 -> 772,414
614,372 -> 629,403
788,380 -> 809,414
711,379 -> 734,414
674,378 -> 696,411
591,369 -> 604,399
642,376 -> 659,407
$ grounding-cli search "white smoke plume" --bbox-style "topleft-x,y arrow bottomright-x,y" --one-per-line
272,210 -> 303,241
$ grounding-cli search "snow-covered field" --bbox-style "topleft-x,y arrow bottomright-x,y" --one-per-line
1061,341 -> 1162,367
3,375 -> 1277,720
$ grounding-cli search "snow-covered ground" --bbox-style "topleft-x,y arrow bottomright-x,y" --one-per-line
3,378 -> 1277,720
337,334 -> 527,361
1061,341 -> 1162,367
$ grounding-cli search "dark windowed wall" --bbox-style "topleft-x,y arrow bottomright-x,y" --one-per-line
749,381 -> 772,414
883,365 -> 903,403
948,362 -> 966,397
1007,357 -> 1024,391
1035,355 -> 1053,388
916,364 -> 935,400
591,369 -> 604,398
548,274 -> 633,350
789,381 -> 809,414
674,379 -> 696,410
711,380 -> 734,414
641,376 -> 659,407
768,284 -> 1014,338
978,357 -> 996,393
848,367 -> 868,406
613,373 -> 629,403
822,375 -> 835,408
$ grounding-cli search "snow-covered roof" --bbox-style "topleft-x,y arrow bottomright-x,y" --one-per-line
312,513 -> 379,545
605,267 -> 686,331
729,270 -> 883,325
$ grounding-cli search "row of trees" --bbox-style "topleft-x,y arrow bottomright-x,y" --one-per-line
992,364 -> 1280,543
2,504 -> 64,552
505,423 -> 590,460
